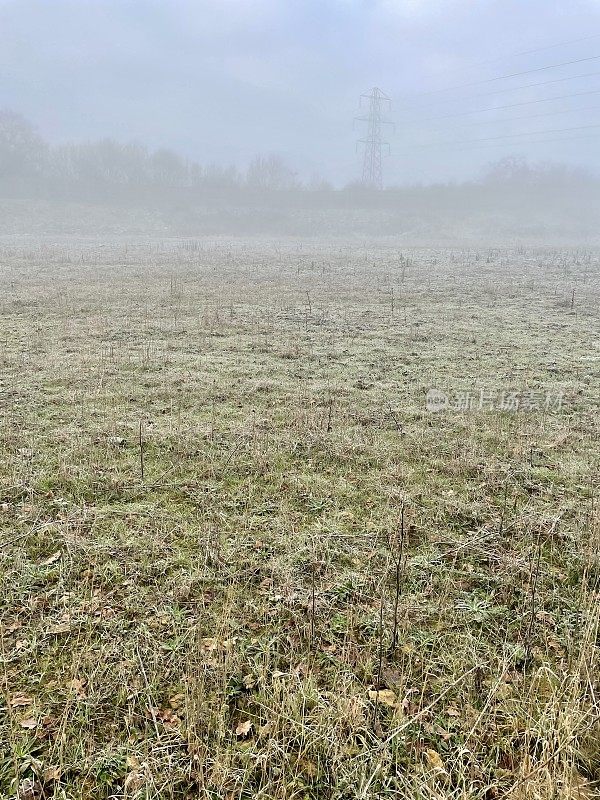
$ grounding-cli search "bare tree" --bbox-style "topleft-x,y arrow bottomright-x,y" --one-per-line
246,153 -> 299,191
0,109 -> 46,187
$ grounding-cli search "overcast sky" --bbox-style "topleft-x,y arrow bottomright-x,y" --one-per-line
1,0 -> 600,185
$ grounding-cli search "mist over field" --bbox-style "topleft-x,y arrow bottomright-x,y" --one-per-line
1,3 -> 600,800
2,107 -> 599,241
1,1 -> 600,241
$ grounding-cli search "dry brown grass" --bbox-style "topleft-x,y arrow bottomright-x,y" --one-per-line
0,238 -> 598,799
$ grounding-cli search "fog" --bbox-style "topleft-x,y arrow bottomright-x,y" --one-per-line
1,0 -> 600,240
2,6 -> 600,796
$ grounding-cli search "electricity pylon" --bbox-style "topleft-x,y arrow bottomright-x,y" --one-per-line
355,87 -> 393,189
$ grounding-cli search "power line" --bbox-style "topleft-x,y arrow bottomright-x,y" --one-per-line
506,33 -> 600,59
414,54 -> 600,97
420,105 -> 600,140
420,34 -> 600,85
414,89 -> 600,122
474,70 -> 600,97
399,131 -> 600,153
408,71 -> 600,112
410,123 -> 600,149
467,70 -> 600,99
461,104 -> 600,127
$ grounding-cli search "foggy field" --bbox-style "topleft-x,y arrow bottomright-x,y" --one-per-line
1,239 -> 599,799
3,1 -> 600,797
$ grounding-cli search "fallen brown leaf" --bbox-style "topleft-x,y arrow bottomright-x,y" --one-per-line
425,749 -> 446,772
242,674 -> 257,689
124,771 -> 145,792
68,678 -> 87,698
40,551 -> 61,566
235,719 -> 252,737
10,694 -> 33,708
368,688 -> 398,708
46,623 -> 71,635
3,621 -> 22,634
168,693 -> 185,710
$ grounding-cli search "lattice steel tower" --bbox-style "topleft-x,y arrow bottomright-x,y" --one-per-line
356,87 -> 392,189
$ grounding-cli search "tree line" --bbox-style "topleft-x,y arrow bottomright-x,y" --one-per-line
0,109 -> 307,198
1,108 -> 597,206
